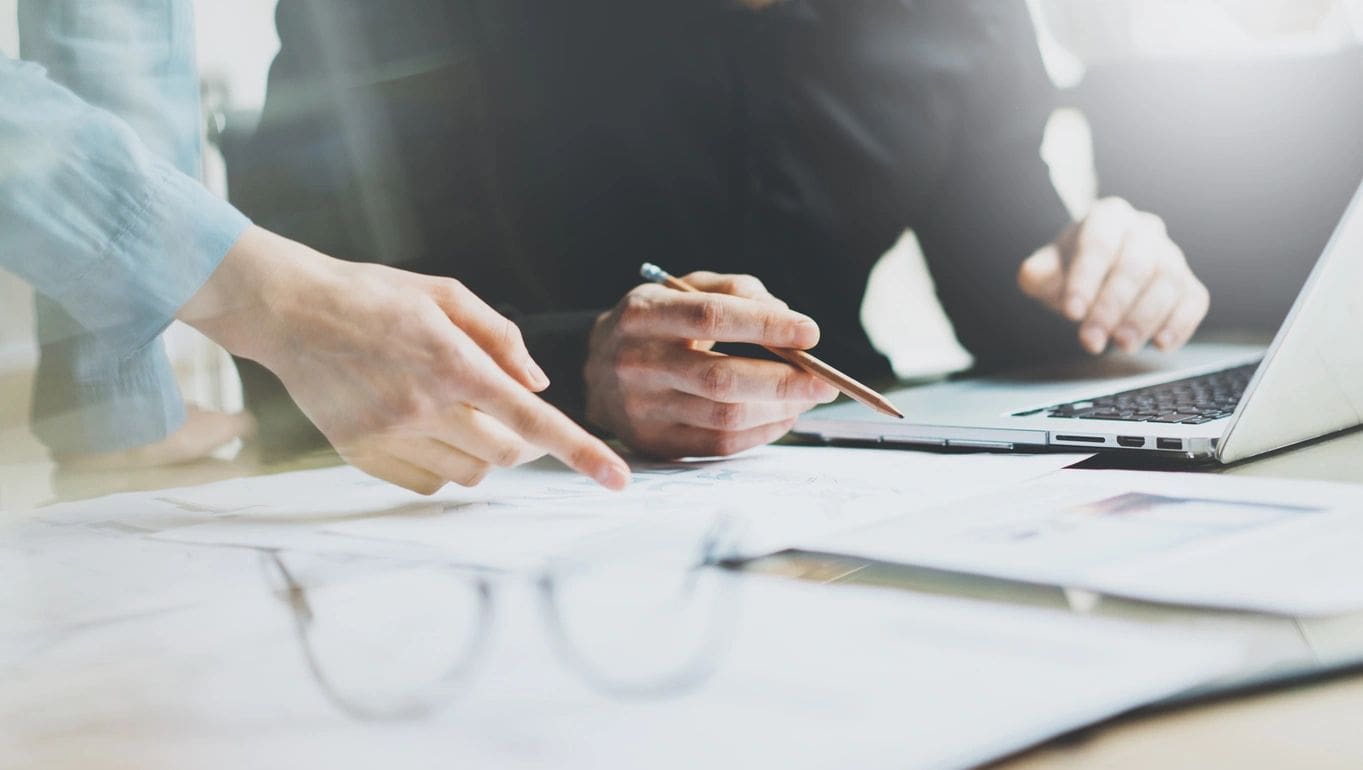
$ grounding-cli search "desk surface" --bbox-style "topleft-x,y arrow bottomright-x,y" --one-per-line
764,425 -> 1363,769
1007,427 -> 1363,768
3,408 -> 1361,768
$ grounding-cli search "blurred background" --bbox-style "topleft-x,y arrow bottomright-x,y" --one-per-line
1,0 -> 1361,485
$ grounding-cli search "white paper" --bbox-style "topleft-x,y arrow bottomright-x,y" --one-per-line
814,469 -> 1363,616
323,447 -> 1090,565
2,564 -> 1243,770
0,519 -> 263,647
34,446 -> 1090,568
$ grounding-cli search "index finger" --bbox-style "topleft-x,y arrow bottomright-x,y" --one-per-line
681,271 -> 789,307
621,286 -> 821,349
466,365 -> 632,491
1064,198 -> 1138,321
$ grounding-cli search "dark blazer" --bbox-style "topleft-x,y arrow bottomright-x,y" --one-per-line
228,0 -> 1076,451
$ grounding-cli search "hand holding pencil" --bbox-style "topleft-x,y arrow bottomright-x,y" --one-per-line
581,264 -> 898,460
640,264 -> 903,419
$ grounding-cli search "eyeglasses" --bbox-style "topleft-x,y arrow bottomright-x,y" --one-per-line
259,515 -> 746,721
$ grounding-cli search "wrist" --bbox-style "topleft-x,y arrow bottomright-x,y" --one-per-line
177,225 -> 326,366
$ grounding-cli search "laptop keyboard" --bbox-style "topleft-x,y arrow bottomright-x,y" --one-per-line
1015,362 -> 1261,425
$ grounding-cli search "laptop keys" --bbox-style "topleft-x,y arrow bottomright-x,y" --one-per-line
1018,362 -> 1259,425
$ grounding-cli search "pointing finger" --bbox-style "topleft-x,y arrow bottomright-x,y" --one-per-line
1064,198 -> 1138,321
1079,217 -> 1166,353
466,364 -> 632,490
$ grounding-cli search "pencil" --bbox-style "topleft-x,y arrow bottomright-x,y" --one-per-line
640,263 -> 904,419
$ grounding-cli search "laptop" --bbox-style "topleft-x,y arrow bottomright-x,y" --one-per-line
795,181 -> 1363,464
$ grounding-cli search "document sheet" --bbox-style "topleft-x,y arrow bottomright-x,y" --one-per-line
812,469 -> 1363,616
33,446 -> 1090,568
2,552 -> 1244,770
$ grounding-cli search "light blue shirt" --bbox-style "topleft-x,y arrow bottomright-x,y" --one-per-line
1,0 -> 250,454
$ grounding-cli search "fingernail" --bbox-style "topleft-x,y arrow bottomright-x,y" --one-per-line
791,319 -> 819,348
1113,327 -> 1137,351
595,461 -> 631,491
1080,324 -> 1108,353
815,383 -> 840,402
1065,296 -> 1087,321
526,362 -> 551,390
1156,331 -> 1176,349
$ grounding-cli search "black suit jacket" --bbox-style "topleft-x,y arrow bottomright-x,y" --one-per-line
228,0 -> 1076,452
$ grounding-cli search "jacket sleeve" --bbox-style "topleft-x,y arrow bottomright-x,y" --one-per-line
736,0 -> 1077,378
510,309 -> 601,429
908,1 -> 1079,373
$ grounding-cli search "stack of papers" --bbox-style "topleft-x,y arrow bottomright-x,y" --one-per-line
2,555 -> 1244,770
7,446 -> 1306,768
811,469 -> 1363,616
33,446 -> 1090,569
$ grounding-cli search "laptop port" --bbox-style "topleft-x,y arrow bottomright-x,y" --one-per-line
1116,436 -> 1146,448
1055,435 -> 1105,444
1157,438 -> 1183,451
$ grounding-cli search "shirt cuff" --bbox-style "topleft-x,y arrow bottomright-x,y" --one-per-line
31,325 -> 186,456
50,157 -> 251,358
26,164 -> 247,457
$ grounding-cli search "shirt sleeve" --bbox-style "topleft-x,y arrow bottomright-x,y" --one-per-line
3,0 -> 250,454
0,56 -> 248,358
907,2 -> 1078,373
29,296 -> 190,455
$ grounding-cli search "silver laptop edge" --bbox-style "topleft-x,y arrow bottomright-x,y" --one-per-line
1217,178 -> 1363,463
796,179 -> 1363,463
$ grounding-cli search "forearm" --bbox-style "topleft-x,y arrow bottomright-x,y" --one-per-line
175,226 -> 318,365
